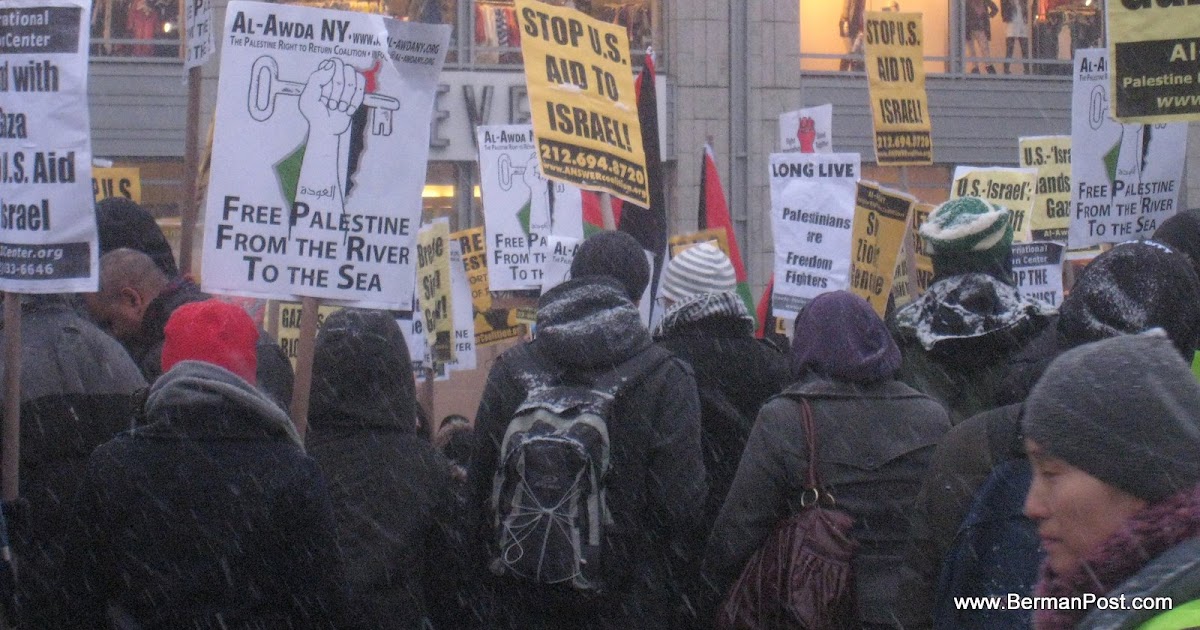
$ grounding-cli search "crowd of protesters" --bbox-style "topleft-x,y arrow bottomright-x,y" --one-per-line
0,195 -> 1198,629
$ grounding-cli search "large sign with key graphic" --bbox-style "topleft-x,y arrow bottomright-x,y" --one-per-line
202,1 -> 449,308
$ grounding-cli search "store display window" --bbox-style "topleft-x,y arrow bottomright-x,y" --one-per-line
471,0 -> 654,67
799,0 -> 1103,76
90,0 -> 182,58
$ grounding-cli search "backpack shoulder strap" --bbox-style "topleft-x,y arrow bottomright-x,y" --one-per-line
507,343 -> 562,393
591,345 -> 675,398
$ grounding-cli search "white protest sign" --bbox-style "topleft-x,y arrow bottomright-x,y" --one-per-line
477,124 -> 583,292
541,234 -> 581,293
184,0 -> 215,69
779,104 -> 833,153
401,294 -> 428,373
202,2 -> 449,308
769,153 -> 860,319
0,0 -> 97,293
1011,242 -> 1065,308
1069,48 -> 1187,249
447,239 -> 476,372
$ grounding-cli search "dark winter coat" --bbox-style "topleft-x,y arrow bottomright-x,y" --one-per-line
896,403 -> 1025,627
705,377 -> 950,627
653,292 -> 791,535
466,277 -> 707,629
966,0 -> 999,35
1000,0 -> 1027,23
72,361 -> 346,629
307,309 -> 460,630
891,273 -> 1052,424
133,278 -> 293,409
0,296 -> 146,628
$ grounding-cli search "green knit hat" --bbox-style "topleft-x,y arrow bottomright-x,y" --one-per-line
920,196 -> 1015,282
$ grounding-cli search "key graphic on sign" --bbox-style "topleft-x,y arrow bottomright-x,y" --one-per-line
247,56 -> 400,135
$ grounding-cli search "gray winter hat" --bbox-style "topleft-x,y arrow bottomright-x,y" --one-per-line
1023,329 -> 1200,503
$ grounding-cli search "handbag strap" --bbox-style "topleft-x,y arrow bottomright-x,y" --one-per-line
798,397 -> 822,491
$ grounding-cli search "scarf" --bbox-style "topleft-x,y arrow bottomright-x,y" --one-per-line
655,291 -> 754,338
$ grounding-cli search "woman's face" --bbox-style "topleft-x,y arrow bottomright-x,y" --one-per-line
1023,439 -> 1147,574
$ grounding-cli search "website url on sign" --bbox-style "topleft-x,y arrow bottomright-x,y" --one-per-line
954,594 -> 1173,612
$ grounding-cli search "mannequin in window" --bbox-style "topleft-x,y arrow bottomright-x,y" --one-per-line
1002,0 -> 1030,73
965,0 -> 999,74
840,0 -> 866,71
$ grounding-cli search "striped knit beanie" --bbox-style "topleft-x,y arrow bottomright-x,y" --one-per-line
920,196 -> 1015,283
661,243 -> 737,302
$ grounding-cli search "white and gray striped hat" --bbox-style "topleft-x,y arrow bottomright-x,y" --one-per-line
661,242 -> 737,302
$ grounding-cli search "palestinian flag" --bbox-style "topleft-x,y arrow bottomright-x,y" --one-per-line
699,144 -> 754,315
617,55 -> 668,324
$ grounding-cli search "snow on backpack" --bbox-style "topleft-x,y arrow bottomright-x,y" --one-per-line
489,345 -> 671,593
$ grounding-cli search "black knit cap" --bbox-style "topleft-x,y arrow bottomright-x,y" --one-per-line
1059,241 -> 1200,357
96,197 -> 180,278
1153,208 -> 1200,279
1023,330 -> 1200,503
569,230 -> 649,302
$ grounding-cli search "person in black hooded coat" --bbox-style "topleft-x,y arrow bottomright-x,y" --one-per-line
306,309 -> 461,630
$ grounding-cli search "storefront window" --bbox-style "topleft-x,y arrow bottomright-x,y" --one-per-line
471,0 -> 655,67
800,0 -> 1103,76
90,0 -> 182,58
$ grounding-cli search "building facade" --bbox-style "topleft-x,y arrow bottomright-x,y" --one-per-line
90,0 -> 1199,290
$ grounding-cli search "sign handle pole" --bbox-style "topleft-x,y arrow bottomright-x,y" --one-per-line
899,165 -> 911,194
179,65 -> 202,276
599,192 -> 616,229
288,296 -> 320,441
420,366 -> 436,438
2,293 -> 22,502
266,300 -> 281,341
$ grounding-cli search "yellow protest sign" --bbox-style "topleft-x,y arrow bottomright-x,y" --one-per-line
418,221 -> 454,364
909,202 -> 936,294
92,167 -> 142,203
890,229 -> 917,309
274,301 -> 340,367
1107,1 -> 1200,123
850,181 -> 914,316
1019,136 -> 1071,243
864,12 -> 933,165
515,0 -> 649,207
951,167 -> 1037,243
451,227 -> 526,347
668,228 -> 731,258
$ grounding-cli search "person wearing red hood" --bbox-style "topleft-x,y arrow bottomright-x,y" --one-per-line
69,300 -> 348,628
705,291 -> 950,628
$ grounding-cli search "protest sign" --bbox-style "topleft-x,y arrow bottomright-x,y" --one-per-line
477,123 -> 583,291
864,12 -> 932,165
769,153 -> 860,319
450,226 -> 526,348
668,228 -> 730,258
850,181 -> 913,316
1107,0 -> 1200,123
951,166 -> 1038,243
1069,49 -> 1186,249
184,0 -> 215,69
779,104 -> 833,153
0,0 -> 97,293
908,201 -> 936,294
515,0 -> 649,207
402,294 -> 428,374
202,2 -> 449,308
274,301 -> 339,366
446,239 -> 476,371
91,166 -> 141,203
1019,136 -> 1071,242
890,229 -> 918,309
542,234 -> 580,293
1011,241 -> 1065,308
418,220 -> 453,364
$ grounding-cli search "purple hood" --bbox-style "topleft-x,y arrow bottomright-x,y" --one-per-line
790,291 -> 901,383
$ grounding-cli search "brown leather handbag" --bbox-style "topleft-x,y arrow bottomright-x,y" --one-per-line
715,397 -> 859,630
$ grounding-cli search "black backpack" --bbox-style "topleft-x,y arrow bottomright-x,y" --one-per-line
489,345 -> 670,593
